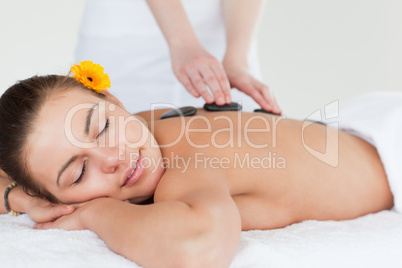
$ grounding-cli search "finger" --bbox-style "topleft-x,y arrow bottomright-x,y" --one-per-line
269,92 -> 282,114
234,78 -> 271,110
248,84 -> 273,111
186,67 -> 214,103
198,65 -> 226,105
34,222 -> 54,230
69,201 -> 88,208
255,81 -> 275,113
209,61 -> 232,104
177,72 -> 200,98
256,82 -> 281,114
37,205 -> 75,223
56,205 -> 75,216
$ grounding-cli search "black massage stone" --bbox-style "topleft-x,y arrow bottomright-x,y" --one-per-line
306,120 -> 327,126
203,102 -> 242,112
160,106 -> 197,120
254,109 -> 282,116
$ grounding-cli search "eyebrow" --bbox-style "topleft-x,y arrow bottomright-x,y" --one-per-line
85,104 -> 98,136
56,104 -> 98,187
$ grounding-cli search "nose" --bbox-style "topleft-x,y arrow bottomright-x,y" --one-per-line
91,147 -> 120,174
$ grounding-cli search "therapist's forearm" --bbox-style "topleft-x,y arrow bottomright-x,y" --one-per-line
145,0 -> 200,48
222,0 -> 266,62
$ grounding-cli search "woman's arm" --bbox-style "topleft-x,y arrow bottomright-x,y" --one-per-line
36,174 -> 241,267
145,0 -> 232,106
222,0 -> 282,114
0,174 -> 23,214
0,171 -> 31,214
0,170 -> 74,221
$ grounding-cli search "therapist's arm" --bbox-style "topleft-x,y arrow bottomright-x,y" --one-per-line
222,0 -> 282,114
145,0 -> 231,105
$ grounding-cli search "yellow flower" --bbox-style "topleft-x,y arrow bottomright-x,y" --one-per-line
71,61 -> 111,92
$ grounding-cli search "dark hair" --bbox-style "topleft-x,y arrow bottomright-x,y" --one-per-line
0,75 -> 105,203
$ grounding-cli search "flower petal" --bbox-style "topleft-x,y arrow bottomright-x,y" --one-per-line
70,61 -> 111,92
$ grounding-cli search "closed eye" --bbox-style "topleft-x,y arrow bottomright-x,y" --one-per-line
96,119 -> 110,138
73,119 -> 109,185
74,160 -> 86,184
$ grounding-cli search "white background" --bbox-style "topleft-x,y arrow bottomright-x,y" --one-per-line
0,0 -> 401,118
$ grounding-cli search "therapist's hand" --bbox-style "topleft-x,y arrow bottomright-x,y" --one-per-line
223,56 -> 282,114
170,42 -> 231,105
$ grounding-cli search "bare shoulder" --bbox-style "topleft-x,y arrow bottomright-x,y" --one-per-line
153,168 -> 230,203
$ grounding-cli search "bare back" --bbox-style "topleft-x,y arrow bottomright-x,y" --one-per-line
137,109 -> 393,230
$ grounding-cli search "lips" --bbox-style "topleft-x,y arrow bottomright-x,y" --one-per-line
123,151 -> 144,187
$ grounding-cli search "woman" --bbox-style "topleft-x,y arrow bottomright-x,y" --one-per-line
0,72 -> 393,267
76,0 -> 281,113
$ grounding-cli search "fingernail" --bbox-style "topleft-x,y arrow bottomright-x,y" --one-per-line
226,96 -> 231,103
217,97 -> 224,104
274,106 -> 282,114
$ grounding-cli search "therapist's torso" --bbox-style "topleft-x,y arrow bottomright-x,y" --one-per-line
76,0 -> 260,113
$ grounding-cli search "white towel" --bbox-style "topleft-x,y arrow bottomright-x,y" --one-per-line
2,211 -> 402,267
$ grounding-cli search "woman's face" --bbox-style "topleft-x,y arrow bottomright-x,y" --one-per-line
26,87 -> 164,204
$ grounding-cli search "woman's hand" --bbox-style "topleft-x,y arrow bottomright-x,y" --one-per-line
34,207 -> 85,231
8,185 -> 75,223
24,195 -> 75,224
223,56 -> 282,114
170,42 -> 232,106
34,199 -> 111,231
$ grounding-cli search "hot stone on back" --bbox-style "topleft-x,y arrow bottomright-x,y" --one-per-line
203,102 -> 242,112
160,106 -> 197,120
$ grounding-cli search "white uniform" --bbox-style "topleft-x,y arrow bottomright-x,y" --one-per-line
76,0 -> 262,113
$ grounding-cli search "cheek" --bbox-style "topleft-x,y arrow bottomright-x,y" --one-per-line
57,168 -> 116,203
85,167 -> 116,193
116,118 -> 149,148
59,181 -> 113,204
